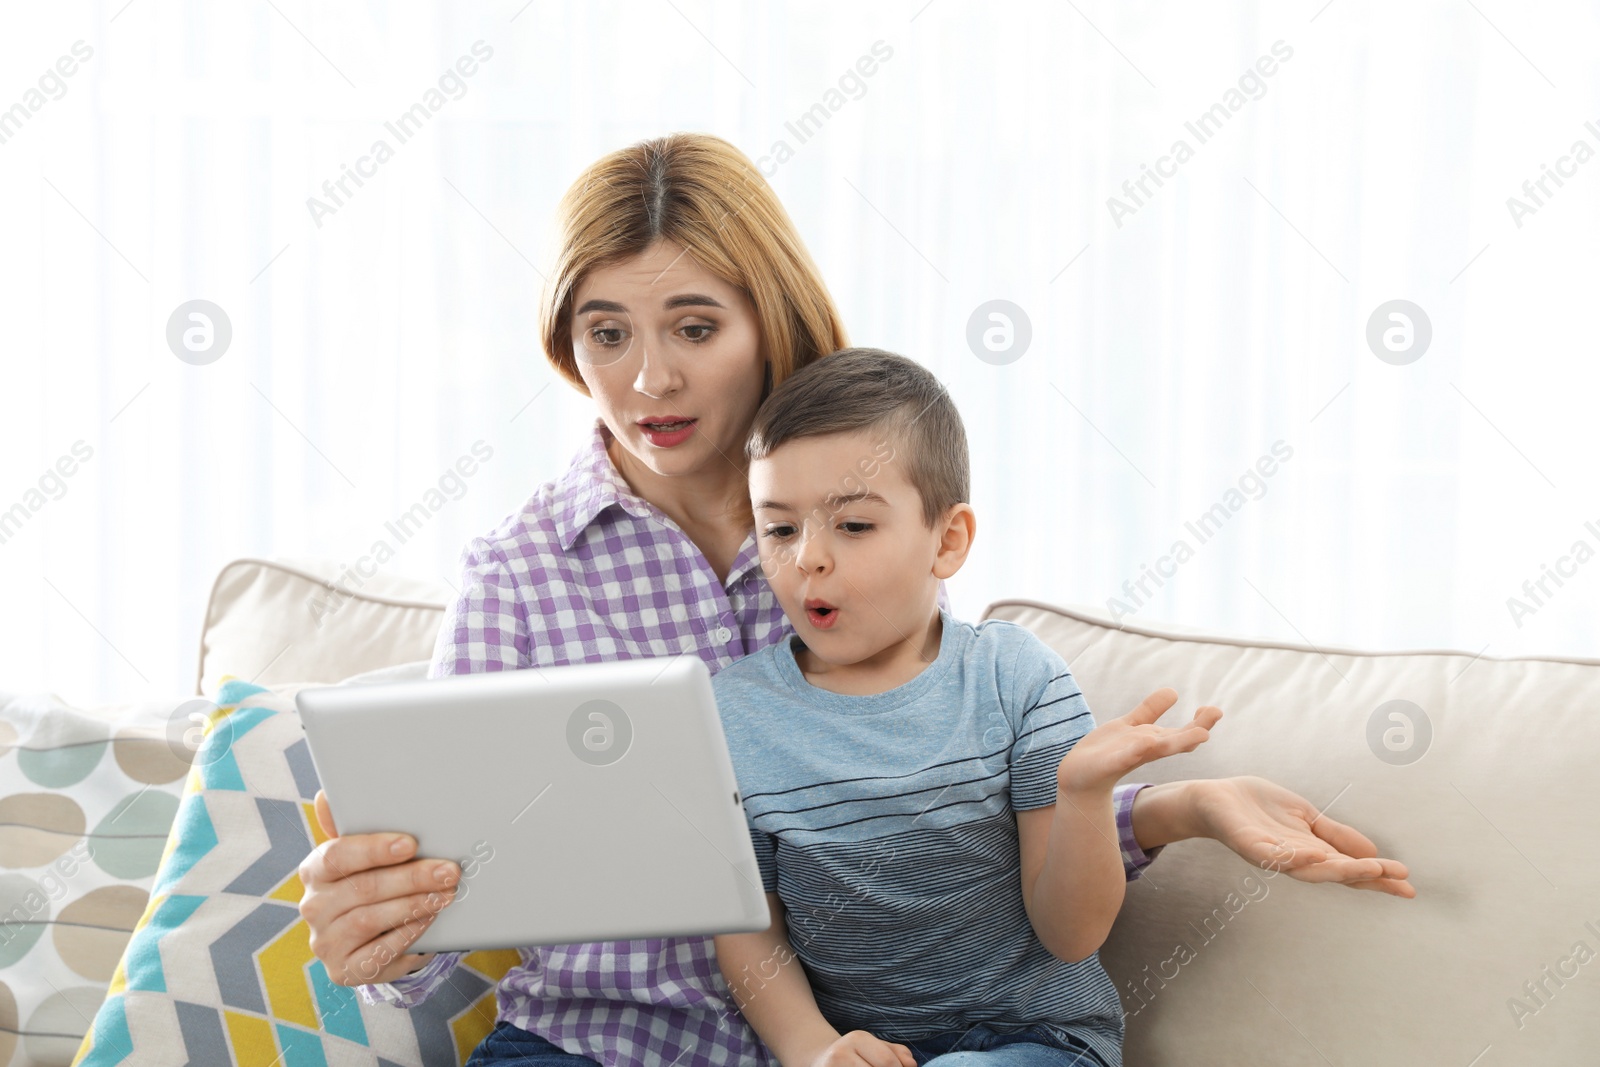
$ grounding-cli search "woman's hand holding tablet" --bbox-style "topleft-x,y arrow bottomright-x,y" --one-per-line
297,790 -> 459,987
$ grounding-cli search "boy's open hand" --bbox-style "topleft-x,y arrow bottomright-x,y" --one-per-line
809,1030 -> 915,1067
1055,687 -> 1220,796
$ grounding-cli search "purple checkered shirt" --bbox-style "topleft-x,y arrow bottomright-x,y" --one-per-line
360,417 -> 1165,1067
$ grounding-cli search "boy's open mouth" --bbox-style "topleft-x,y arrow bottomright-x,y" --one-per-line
804,599 -> 838,629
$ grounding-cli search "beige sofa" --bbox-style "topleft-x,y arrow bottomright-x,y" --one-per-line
25,557 -> 1600,1066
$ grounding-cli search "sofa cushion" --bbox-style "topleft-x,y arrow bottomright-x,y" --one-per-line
196,559 -> 451,697
72,678 -> 516,1067
980,597 -> 1600,1066
0,692 -> 199,1067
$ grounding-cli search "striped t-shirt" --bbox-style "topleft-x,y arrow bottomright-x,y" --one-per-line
712,605 -> 1124,1067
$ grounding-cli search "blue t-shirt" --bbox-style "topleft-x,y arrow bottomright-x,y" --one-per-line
711,606 -> 1123,1067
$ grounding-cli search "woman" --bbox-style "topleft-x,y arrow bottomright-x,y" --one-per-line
298,133 -> 1413,1067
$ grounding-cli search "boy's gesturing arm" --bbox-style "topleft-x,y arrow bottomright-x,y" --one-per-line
1018,687 -> 1220,963
1018,781 -> 1126,963
714,894 -> 913,1067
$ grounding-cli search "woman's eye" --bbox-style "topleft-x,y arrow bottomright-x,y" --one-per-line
589,327 -> 625,347
681,323 -> 715,343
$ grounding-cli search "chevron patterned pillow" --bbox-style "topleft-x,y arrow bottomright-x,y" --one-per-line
72,678 -> 517,1067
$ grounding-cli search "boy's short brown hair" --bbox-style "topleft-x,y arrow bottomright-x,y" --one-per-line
745,347 -> 969,529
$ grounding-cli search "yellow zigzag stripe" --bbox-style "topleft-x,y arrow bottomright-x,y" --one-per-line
224,1010 -> 278,1067
260,921 -> 320,1030
451,993 -> 501,1064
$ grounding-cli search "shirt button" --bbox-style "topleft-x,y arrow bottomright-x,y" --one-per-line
714,626 -> 733,644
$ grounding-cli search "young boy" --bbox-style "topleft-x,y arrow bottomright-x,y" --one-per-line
710,348 -> 1220,1067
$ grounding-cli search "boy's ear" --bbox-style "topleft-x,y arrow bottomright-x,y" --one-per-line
932,503 -> 976,580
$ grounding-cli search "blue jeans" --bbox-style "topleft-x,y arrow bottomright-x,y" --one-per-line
904,1023 -> 1109,1066
465,1022 -> 600,1066
465,1020 -> 1106,1067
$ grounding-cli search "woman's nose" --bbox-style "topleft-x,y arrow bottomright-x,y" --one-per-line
633,339 -> 683,400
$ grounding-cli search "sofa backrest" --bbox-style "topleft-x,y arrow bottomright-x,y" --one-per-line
197,559 -> 1600,1064
196,558 -> 450,696
984,597 -> 1599,1066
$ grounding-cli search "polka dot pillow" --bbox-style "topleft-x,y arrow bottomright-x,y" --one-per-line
0,690 -> 198,1067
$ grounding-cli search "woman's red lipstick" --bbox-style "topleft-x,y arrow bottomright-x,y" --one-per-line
637,416 -> 697,448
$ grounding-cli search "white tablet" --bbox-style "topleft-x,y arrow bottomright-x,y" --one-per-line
296,655 -> 771,954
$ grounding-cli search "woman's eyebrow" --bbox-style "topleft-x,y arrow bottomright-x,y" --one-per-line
573,293 -> 727,316
662,293 -> 726,310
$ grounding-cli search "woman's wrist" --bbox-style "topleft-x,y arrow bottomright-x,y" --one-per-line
1129,779 -> 1212,852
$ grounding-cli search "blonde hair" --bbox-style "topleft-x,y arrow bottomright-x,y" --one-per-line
539,133 -> 848,399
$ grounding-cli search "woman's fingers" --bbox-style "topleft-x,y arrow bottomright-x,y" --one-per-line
337,889 -> 457,991
1305,809 -> 1381,860
1287,793 -> 1414,894
313,789 -> 338,839
1250,843 -> 1416,897
302,855 -> 460,928
327,888 -> 457,984
1348,877 -> 1418,898
304,829 -> 421,886
1246,835 -> 1328,871
298,825 -> 462,987
1282,852 -> 1410,887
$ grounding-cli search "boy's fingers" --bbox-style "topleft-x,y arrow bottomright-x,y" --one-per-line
1123,687 -> 1179,727
866,1046 -> 903,1067
1136,721 -> 1214,761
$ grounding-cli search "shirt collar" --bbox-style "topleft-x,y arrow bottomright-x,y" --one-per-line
551,417 -> 653,551
551,417 -> 765,588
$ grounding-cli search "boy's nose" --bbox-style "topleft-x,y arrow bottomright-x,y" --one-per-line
795,533 -> 830,574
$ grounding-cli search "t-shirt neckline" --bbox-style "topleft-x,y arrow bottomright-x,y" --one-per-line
775,605 -> 959,714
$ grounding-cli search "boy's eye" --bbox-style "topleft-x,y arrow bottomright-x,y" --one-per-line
761,522 -> 873,539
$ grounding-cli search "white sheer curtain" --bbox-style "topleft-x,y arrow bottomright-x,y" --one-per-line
2,0 -> 1595,706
